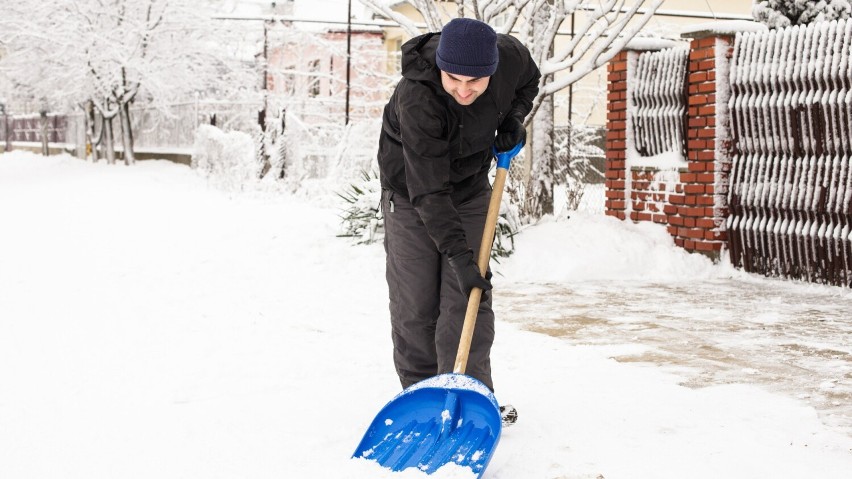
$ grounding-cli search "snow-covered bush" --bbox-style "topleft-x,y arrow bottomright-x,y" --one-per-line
753,0 -> 851,28
336,167 -> 519,259
191,124 -> 261,189
269,111 -> 382,196
337,169 -> 384,245
554,123 -> 605,212
493,198 -> 521,260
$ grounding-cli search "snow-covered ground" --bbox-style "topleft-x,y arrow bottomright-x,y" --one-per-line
1,151 -> 851,479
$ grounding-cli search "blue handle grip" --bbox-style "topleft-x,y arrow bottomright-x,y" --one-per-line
493,142 -> 523,170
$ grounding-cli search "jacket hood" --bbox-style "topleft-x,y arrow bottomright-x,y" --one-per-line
400,33 -> 442,84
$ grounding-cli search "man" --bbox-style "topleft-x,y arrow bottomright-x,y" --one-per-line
377,18 -> 540,418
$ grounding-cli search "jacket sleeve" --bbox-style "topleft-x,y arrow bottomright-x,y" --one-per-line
396,82 -> 471,258
505,37 -> 541,122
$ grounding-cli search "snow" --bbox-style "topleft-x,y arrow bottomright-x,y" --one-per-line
626,150 -> 686,170
1,151 -> 852,479
498,212 -> 716,283
624,38 -> 682,51
681,20 -> 768,37
192,125 -> 259,187
406,374 -> 494,400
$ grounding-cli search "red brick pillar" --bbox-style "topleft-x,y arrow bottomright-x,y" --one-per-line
604,51 -> 631,220
605,32 -> 743,259
669,30 -> 736,257
605,44 -> 678,223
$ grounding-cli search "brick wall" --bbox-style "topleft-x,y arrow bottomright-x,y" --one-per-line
672,35 -> 733,254
604,51 -> 629,220
605,34 -> 737,259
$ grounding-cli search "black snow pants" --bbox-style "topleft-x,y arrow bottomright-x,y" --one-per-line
382,187 -> 495,392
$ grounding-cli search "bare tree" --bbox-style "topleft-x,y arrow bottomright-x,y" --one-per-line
359,0 -> 663,220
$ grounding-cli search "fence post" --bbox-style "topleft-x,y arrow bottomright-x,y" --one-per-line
676,21 -> 766,258
605,50 -> 630,220
39,109 -> 50,156
0,103 -> 10,152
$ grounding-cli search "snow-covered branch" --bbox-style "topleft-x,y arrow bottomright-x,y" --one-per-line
0,0 -> 257,164
359,0 -> 664,98
358,0 -> 423,36
541,0 -> 663,95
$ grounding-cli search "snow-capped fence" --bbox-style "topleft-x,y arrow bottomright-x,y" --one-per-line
0,115 -> 68,144
0,101 -> 260,159
606,19 -> 852,287
727,20 -> 852,286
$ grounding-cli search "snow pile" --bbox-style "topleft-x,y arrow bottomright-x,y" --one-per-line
497,212 -> 727,282
191,124 -> 260,188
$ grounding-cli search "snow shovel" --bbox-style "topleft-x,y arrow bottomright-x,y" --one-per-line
353,142 -> 524,477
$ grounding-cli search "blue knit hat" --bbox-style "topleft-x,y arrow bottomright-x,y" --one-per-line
436,18 -> 498,78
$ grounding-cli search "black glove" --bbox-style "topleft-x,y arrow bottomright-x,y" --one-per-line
494,115 -> 525,152
448,250 -> 493,297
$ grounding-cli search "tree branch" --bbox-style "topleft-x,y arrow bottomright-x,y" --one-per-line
358,0 -> 423,36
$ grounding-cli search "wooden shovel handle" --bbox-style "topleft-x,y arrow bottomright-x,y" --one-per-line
453,166 -> 509,374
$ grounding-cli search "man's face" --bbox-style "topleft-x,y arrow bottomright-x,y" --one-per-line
440,71 -> 490,106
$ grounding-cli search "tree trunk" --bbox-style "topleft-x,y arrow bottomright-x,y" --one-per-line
526,91 -> 555,220
102,115 -> 116,165
84,101 -> 96,161
118,101 -> 135,165
523,1 -> 557,222
3,113 -> 11,153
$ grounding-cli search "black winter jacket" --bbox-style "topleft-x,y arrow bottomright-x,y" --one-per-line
378,32 -> 540,258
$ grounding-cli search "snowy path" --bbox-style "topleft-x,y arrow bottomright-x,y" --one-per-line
1,153 -> 851,479
499,279 -> 852,435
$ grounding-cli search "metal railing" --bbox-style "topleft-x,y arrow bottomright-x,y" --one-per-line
629,47 -> 689,158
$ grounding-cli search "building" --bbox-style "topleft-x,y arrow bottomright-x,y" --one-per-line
265,24 -> 389,124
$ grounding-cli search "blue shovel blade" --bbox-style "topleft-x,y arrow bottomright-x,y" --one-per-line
353,373 -> 502,477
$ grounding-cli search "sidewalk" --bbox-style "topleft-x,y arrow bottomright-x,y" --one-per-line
499,276 -> 852,436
